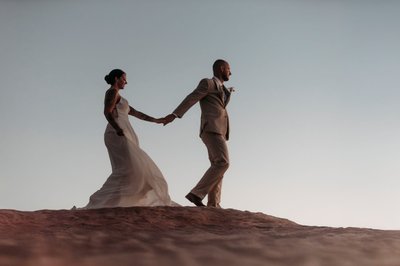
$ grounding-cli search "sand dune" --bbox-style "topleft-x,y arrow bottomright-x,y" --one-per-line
1,207 -> 400,266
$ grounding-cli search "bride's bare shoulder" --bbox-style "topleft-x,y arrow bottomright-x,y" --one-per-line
104,88 -> 120,105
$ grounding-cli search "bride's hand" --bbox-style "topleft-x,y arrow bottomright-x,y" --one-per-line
162,114 -> 176,126
153,118 -> 165,124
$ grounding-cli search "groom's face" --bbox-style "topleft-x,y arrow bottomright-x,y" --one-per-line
221,63 -> 231,82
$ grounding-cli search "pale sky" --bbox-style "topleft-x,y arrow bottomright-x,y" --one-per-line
1,0 -> 400,230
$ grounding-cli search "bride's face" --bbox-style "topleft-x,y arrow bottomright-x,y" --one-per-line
116,74 -> 128,89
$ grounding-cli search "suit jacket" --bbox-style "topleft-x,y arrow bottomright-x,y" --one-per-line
173,78 -> 231,140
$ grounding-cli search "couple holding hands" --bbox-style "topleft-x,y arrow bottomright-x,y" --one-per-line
84,59 -> 233,209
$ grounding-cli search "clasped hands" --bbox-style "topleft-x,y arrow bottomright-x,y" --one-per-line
153,114 -> 176,126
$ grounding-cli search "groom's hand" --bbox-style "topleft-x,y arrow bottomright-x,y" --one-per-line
163,114 -> 176,126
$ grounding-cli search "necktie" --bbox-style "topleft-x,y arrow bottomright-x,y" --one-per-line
221,85 -> 227,104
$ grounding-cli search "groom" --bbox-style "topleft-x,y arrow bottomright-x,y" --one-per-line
163,59 -> 233,208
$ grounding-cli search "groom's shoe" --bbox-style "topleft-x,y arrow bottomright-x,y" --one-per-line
185,193 -> 205,207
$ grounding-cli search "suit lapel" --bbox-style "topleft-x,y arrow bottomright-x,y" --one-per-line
224,87 -> 231,107
212,79 -> 225,105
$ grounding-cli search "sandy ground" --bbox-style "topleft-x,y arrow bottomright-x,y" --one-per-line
1,206 -> 400,266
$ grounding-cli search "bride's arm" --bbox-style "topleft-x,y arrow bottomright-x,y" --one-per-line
129,106 -> 162,123
104,89 -> 124,136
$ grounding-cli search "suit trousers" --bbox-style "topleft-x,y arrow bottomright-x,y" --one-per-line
191,132 -> 229,206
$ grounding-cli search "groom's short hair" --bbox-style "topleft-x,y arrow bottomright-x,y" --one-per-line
213,59 -> 228,74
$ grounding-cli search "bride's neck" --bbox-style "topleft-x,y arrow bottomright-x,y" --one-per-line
111,85 -> 120,91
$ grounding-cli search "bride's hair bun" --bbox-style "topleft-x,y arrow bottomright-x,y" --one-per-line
104,69 -> 125,85
104,75 -> 112,85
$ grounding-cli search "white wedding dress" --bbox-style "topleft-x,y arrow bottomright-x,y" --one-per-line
84,97 -> 174,208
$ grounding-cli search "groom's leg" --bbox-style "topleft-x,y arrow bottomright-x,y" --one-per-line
190,133 -> 229,200
207,179 -> 223,207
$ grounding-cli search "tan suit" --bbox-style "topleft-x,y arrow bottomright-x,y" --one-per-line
173,77 -> 231,206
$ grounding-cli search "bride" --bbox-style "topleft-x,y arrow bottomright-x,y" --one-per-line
84,69 -> 175,208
